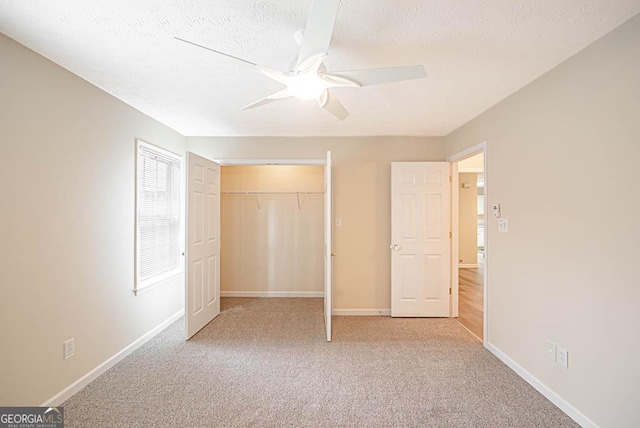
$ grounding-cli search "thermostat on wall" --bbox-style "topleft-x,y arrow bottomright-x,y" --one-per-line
492,203 -> 501,218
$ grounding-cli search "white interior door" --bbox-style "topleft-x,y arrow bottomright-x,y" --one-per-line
391,162 -> 451,317
185,152 -> 221,339
324,151 -> 333,341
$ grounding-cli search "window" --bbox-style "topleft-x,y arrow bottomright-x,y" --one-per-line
135,140 -> 182,294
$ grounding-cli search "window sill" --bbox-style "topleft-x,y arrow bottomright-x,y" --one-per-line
134,271 -> 182,296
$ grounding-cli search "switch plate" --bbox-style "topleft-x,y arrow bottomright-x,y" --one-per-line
546,341 -> 557,362
498,219 -> 509,232
64,338 -> 74,360
335,217 -> 342,228
557,347 -> 569,368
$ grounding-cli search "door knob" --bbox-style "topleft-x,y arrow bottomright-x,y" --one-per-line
390,244 -> 401,251
331,252 -> 336,257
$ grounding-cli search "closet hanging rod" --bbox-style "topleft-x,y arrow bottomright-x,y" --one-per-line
220,191 -> 324,195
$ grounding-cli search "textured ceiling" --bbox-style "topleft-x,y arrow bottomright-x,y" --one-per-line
1,1 -> 639,136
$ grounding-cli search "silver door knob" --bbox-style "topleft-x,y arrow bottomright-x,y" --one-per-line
390,244 -> 401,251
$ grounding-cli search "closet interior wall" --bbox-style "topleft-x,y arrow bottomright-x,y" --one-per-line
220,165 -> 325,296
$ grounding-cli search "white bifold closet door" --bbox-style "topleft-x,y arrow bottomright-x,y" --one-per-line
221,195 -> 324,295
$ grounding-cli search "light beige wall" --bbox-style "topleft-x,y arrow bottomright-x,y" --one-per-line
221,165 -> 324,192
458,153 -> 484,172
220,166 -> 324,294
445,15 -> 640,427
188,137 -> 445,310
458,173 -> 478,265
0,34 -> 185,405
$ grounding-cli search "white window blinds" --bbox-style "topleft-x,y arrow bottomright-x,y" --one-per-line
136,141 -> 181,290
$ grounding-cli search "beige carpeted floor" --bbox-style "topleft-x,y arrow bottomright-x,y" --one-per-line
63,298 -> 577,427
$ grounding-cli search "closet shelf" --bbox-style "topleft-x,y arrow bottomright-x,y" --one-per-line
221,191 -> 323,195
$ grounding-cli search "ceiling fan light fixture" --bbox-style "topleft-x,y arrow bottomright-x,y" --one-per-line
287,74 -> 329,100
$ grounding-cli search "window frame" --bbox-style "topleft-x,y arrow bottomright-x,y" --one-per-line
134,139 -> 184,295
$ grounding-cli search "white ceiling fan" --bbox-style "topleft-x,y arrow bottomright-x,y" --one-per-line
175,0 -> 427,120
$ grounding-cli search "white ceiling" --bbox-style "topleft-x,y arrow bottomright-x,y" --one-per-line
1,1 -> 639,136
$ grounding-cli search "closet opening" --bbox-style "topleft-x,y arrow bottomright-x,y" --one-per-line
185,153 -> 333,341
219,165 -> 325,302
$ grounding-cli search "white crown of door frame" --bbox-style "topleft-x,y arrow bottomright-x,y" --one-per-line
446,141 -> 488,344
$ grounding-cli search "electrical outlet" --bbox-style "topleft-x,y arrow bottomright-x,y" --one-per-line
546,341 -> 557,362
64,338 -> 74,360
498,219 -> 509,232
557,347 -> 568,368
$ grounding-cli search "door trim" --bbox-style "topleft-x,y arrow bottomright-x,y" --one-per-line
446,141 -> 488,344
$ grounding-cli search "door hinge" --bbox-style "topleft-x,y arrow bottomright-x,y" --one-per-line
449,175 -> 452,183
449,231 -> 452,239
449,287 -> 452,295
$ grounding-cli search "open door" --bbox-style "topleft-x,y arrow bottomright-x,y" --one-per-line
391,162 -> 451,317
324,151 -> 333,341
185,152 -> 221,339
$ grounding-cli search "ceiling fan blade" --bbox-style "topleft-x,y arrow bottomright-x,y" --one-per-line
297,0 -> 340,67
328,65 -> 427,87
318,90 -> 349,120
174,37 -> 257,67
241,89 -> 291,110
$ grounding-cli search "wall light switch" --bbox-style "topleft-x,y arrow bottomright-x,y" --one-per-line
335,217 -> 342,228
498,219 -> 509,233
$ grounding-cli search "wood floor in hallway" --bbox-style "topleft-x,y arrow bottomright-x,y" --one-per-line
458,267 -> 484,340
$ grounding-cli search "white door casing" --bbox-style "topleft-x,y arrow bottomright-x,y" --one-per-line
186,152 -> 221,339
391,162 -> 451,317
324,151 -> 333,341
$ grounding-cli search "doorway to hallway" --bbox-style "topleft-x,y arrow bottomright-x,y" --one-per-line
449,147 -> 487,341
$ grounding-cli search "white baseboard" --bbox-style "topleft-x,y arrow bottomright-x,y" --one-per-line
333,309 -> 391,316
221,291 -> 323,298
41,309 -> 184,407
485,342 -> 597,428
459,264 -> 479,268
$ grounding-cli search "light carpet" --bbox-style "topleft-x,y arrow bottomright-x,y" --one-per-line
63,298 -> 577,427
